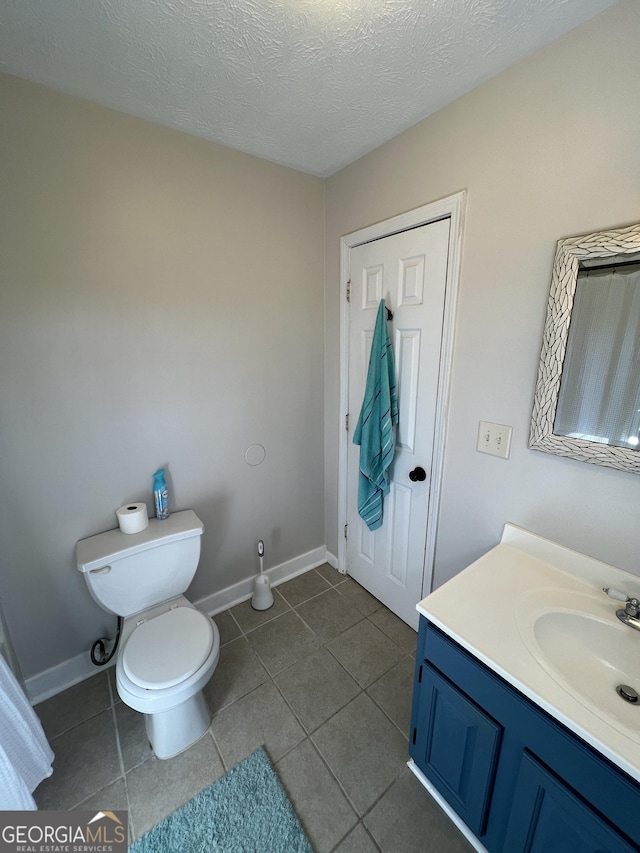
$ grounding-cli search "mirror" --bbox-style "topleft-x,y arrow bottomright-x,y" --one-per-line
530,222 -> 640,473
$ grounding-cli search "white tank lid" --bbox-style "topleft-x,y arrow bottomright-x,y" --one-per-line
123,606 -> 214,689
76,509 -> 204,573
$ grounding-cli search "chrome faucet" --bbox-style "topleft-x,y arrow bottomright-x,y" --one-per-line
603,587 -> 640,631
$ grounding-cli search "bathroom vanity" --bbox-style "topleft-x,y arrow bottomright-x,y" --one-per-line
409,524 -> 640,852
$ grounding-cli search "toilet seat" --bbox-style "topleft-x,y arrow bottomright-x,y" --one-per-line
122,606 -> 214,690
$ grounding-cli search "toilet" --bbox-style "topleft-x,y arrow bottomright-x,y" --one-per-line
76,509 -> 219,759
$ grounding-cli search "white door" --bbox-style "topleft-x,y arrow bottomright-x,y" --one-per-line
346,217 -> 451,628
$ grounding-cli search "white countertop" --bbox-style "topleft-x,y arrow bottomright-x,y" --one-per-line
417,523 -> 640,783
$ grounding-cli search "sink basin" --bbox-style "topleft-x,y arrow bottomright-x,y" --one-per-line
517,593 -> 640,740
419,525 -> 640,779
535,610 -> 638,689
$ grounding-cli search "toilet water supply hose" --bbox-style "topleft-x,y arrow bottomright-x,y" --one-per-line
91,616 -> 123,667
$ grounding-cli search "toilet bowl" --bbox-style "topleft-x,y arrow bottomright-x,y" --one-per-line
76,510 -> 219,759
116,596 -> 220,758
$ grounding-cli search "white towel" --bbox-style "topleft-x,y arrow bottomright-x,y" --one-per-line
0,656 -> 54,809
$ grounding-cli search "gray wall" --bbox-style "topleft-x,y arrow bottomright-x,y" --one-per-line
324,0 -> 640,588
3,0 -> 640,688
0,74 -> 325,680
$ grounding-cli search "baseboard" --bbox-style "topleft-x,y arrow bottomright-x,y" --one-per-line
407,760 -> 488,853
26,652 -> 115,706
197,545 -> 330,615
324,550 -> 341,572
25,545 -> 333,705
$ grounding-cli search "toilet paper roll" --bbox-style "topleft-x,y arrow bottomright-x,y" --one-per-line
116,502 -> 149,534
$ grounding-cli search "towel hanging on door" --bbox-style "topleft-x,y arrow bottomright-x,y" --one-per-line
353,299 -> 399,531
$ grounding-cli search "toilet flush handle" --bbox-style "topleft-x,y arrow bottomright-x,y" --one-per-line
90,565 -> 112,575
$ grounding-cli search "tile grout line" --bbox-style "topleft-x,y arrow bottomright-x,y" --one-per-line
61,674 -> 128,815
106,671 -> 126,780
108,671 -> 139,841
278,732 -> 363,850
208,726 -> 228,773
268,637 -> 409,850
233,571 -> 363,638
230,588 -> 292,635
37,567 -> 424,852
328,821 -> 383,853
217,588 -> 409,847
227,592 -> 413,735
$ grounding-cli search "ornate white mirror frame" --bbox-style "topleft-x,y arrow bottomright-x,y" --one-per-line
529,222 -> 640,474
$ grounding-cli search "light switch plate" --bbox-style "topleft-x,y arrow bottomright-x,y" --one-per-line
477,421 -> 513,459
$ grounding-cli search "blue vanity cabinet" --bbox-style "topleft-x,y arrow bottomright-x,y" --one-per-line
409,617 -> 640,853
503,752 -> 636,853
411,662 -> 502,837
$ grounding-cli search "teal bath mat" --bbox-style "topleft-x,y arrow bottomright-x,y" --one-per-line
130,747 -> 313,853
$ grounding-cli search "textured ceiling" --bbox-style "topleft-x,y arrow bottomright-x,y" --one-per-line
0,0 -> 617,176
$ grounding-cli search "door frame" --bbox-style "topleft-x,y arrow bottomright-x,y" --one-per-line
337,191 -> 466,598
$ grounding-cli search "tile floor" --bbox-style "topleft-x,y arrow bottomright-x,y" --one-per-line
34,565 -> 472,852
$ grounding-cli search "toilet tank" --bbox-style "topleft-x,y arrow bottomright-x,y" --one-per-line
76,510 -> 204,617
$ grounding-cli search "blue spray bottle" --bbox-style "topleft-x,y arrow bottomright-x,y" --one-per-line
153,469 -> 170,520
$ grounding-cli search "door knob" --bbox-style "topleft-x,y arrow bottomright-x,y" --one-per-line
409,466 -> 426,482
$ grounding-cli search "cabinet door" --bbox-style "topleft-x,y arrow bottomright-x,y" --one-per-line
504,752 -> 638,853
410,662 -> 502,837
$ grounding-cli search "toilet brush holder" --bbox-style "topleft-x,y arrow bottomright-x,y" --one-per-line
251,574 -> 274,610
251,539 -> 274,611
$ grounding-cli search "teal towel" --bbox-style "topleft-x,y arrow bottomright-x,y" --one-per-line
353,299 -> 399,531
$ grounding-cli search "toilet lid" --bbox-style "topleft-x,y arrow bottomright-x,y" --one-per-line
123,607 -> 214,689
